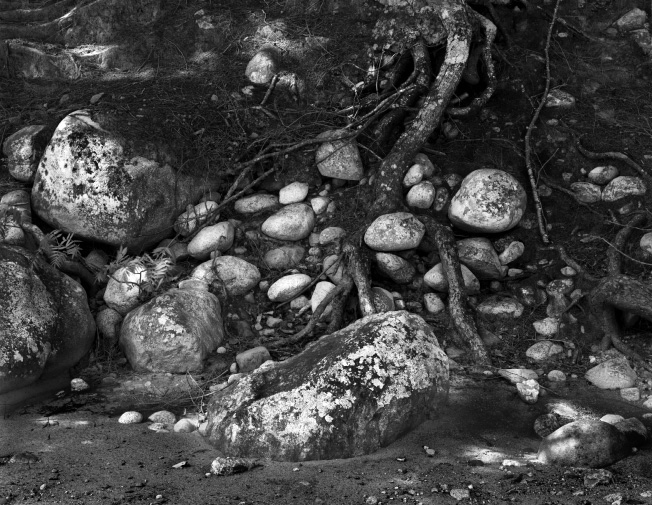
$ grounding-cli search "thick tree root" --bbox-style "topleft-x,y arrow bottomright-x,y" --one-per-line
344,243 -> 376,317
419,215 -> 491,366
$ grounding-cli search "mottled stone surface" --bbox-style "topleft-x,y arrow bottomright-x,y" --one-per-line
205,311 -> 448,461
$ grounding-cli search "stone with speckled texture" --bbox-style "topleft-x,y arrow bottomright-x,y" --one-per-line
205,311 -> 449,461
0,244 -> 95,394
119,288 -> 223,373
448,169 -> 527,233
31,110 -> 209,252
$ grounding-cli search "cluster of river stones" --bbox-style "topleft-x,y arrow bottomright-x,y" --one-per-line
1,98 -> 651,464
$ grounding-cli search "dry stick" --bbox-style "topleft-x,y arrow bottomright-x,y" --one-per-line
420,216 -> 491,366
260,74 -> 280,107
534,5 -> 597,42
524,0 -> 560,246
607,213 -> 647,277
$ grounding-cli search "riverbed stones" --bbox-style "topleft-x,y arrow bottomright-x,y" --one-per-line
602,176 -> 646,202
174,201 -> 219,236
615,7 -> 647,32
118,411 -> 143,424
498,368 -> 539,384
262,203 -> 315,241
315,130 -> 364,181
585,357 -> 637,389
476,296 -> 524,319
406,181 -> 436,208
498,241 -> 525,265
526,341 -> 564,362
187,221 -> 235,260
120,288 -> 223,373
448,169 -> 527,233
570,182 -> 602,203
323,255 -> 345,284
423,293 -> 445,315
245,48 -> 279,84
375,252 -> 415,284
319,226 -> 346,245
544,89 -> 576,111
537,419 -> 630,468
364,213 -> 425,251
311,281 -> 336,316
103,263 -> 149,316
3,124 -> 49,182
516,379 -> 540,404
641,232 -> 652,255
588,166 -> 619,185
191,256 -> 261,296
403,164 -> 426,187
267,273 -> 312,302
149,410 -> 176,425
264,245 -> 305,270
204,311 -> 449,461
0,244 -> 96,394
279,182 -> 309,204
236,346 -> 272,373
457,237 -> 503,279
234,194 -> 279,215
533,317 -> 560,337
31,110 -> 207,252
423,263 -> 480,294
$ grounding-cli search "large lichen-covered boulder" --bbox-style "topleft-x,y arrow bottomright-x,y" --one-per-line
205,311 -> 449,461
120,288 -> 224,373
0,244 -> 95,394
31,110 -> 211,252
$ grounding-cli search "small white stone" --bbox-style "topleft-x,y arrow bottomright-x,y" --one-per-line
516,379 -> 540,404
533,317 -> 560,337
570,182 -> 602,203
413,153 -> 436,177
640,232 -> 652,255
424,263 -> 480,294
547,370 -> 566,382
262,203 -> 316,241
70,378 -> 90,392
268,273 -> 312,302
498,368 -> 538,384
173,418 -> 198,433
311,281 -> 336,316
403,164 -> 426,187
602,176 -> 646,202
621,387 -> 641,402
364,212 -> 425,252
600,414 -> 625,425
187,221 -> 235,260
526,341 -> 564,361
319,226 -> 346,245
423,293 -> 445,314
234,193 -> 279,214
290,295 -> 310,309
498,241 -> 525,265
279,182 -> 309,204
588,165 -> 619,185
216,346 -> 227,354
148,410 -> 176,425
310,196 -> 330,215
118,411 -> 143,424
406,181 -> 436,208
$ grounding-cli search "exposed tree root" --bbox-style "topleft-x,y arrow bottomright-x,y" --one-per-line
344,243 -> 376,318
576,138 -> 652,187
419,215 -> 491,365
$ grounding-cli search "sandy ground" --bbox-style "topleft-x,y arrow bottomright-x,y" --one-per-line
3,370 -> 652,505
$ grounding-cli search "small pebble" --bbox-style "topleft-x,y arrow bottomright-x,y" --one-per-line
118,411 -> 143,424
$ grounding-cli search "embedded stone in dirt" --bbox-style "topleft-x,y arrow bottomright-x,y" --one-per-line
601,176 -> 646,202
191,256 -> 261,296
570,182 -> 602,203
261,203 -> 315,241
476,296 -> 524,319
31,110 -> 210,252
118,411 -> 143,424
204,311 -> 449,461
456,237 -> 504,280
267,273 -> 312,302
406,181 -> 436,209
526,341 -> 564,362
174,200 -> 220,237
323,254 -> 345,284
497,368 -> 538,384
315,130 -> 364,181
236,346 -> 272,373
234,193 -> 280,215
187,221 -> 235,260
588,165 -> 619,185
375,252 -> 415,284
264,245 -> 305,270
448,169 -> 527,233
119,288 -> 223,373
2,124 -> 49,182
585,357 -> 637,389
0,244 -> 95,394
311,281 -> 336,317
364,212 -> 425,252
423,263 -> 480,294
103,263 -> 149,316
279,181 -> 309,204
537,419 -> 631,468
245,48 -> 279,84
498,240 -> 524,265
